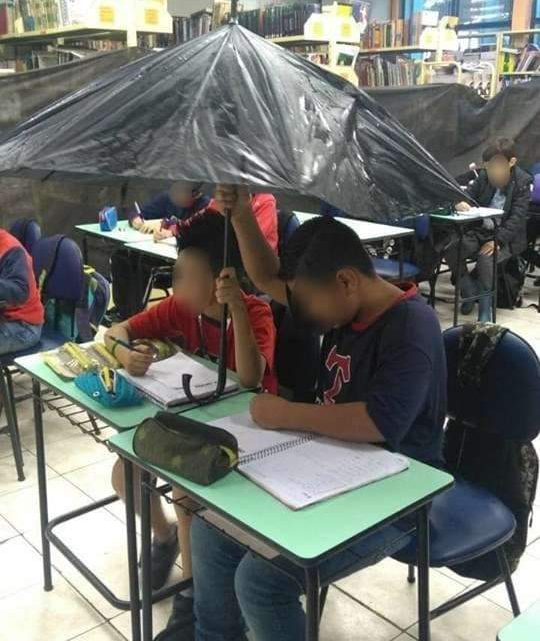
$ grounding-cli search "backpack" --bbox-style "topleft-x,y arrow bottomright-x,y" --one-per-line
444,324 -> 540,581
32,235 -> 110,342
497,256 -> 526,309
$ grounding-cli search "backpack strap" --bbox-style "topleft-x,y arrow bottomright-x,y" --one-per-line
457,322 -> 509,389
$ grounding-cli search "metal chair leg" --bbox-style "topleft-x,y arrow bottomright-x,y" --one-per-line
319,585 -> 329,620
407,564 -> 416,584
0,366 -> 25,481
496,547 -> 520,617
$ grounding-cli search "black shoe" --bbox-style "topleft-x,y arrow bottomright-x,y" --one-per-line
154,620 -> 194,641
167,591 -> 194,628
151,527 -> 179,590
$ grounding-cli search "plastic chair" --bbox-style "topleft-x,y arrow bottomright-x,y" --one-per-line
0,326 -> 66,481
9,218 -> 42,254
277,210 -> 300,257
372,214 -> 429,283
390,326 -> 540,623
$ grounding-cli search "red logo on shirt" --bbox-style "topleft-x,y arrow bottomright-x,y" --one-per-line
323,346 -> 351,404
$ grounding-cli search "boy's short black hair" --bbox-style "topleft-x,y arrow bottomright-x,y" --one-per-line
279,217 -> 375,282
176,212 -> 243,277
483,138 -> 517,163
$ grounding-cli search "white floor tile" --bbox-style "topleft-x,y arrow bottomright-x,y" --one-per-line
0,513 -> 18,542
0,535 -> 44,599
391,636 -> 415,641
67,623 -> 126,641
320,586 -> 401,641
19,410 -> 87,451
64,458 -> 117,501
0,573 -> 106,641
407,595 -> 512,641
482,552 -> 540,612
26,431 -> 114,476
526,537 -> 540,559
336,557 -> 465,629
0,475 -> 91,533
0,448 -> 58,497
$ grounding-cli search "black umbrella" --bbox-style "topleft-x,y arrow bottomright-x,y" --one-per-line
0,12 -> 468,403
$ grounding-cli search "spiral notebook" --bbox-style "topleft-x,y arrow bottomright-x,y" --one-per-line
210,412 -> 410,510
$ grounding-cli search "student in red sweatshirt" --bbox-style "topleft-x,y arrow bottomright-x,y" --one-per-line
105,212 -> 277,592
0,228 -> 43,355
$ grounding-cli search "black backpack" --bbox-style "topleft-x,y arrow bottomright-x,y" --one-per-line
443,324 -> 540,581
497,256 -> 527,309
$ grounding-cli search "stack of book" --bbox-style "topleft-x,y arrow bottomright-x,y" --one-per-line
235,2 -> 321,40
361,19 -> 408,49
355,55 -> 422,87
173,10 -> 212,45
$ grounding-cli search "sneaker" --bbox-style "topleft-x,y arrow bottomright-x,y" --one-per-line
151,526 -> 179,590
154,620 -> 194,641
167,591 -> 194,628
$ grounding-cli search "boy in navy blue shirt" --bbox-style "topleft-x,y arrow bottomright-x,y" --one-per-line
159,187 -> 447,641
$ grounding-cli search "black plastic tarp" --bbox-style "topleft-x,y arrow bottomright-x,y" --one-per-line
0,24 -> 465,222
369,82 -> 540,176
0,47 -> 149,133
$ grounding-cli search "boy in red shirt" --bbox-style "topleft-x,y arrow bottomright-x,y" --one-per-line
105,212 -> 276,590
0,228 -> 43,355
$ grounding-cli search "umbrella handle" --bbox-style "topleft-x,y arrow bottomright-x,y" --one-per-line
182,209 -> 232,406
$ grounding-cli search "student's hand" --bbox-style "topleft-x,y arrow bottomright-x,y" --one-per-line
250,394 -> 292,430
480,241 -> 496,256
153,228 -> 173,242
455,201 -> 472,213
214,184 -> 252,219
140,220 -> 161,234
215,267 -> 244,310
131,216 -> 144,230
118,344 -> 154,377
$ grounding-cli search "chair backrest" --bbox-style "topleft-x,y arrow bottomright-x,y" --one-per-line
32,235 -> 84,302
9,218 -> 42,253
277,210 -> 300,257
444,325 -> 540,441
531,174 -> 540,205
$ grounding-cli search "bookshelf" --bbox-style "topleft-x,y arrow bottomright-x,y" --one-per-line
356,45 -> 436,55
495,28 -> 540,80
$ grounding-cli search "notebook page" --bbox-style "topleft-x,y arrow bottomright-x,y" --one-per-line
119,352 -> 237,407
210,412 -> 308,457
240,437 -> 410,510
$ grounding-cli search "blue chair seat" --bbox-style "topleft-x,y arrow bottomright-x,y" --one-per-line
372,257 -> 420,281
0,326 -> 67,367
393,479 -> 516,567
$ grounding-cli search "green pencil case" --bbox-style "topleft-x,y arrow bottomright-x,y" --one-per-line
133,412 -> 239,486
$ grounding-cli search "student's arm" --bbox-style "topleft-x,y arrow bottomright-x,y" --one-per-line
214,185 -> 288,306
216,268 -> 266,388
251,344 -> 433,448
104,322 -> 154,376
0,248 -> 30,305
497,175 -> 532,246
252,194 -> 279,253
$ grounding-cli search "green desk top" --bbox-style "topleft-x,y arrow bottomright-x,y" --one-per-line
109,424 -> 453,564
76,223 -> 150,244
498,601 -> 540,641
14,351 -> 249,431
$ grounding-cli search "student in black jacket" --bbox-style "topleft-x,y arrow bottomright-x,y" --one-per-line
445,138 -> 532,321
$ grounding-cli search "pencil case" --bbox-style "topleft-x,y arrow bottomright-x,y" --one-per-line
74,371 -> 144,408
99,206 -> 118,231
133,412 -> 238,486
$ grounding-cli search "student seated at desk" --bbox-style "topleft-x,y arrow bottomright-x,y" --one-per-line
105,212 -> 277,593
444,138 -> 532,322
156,187 -> 447,641
110,182 -> 213,320
0,228 -> 43,355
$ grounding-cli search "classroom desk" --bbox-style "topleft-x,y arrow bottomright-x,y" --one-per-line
75,223 -> 151,263
497,600 -> 540,640
430,208 -> 504,326
124,237 -> 178,262
14,349 -> 249,641
109,414 -> 453,641
294,211 -> 414,242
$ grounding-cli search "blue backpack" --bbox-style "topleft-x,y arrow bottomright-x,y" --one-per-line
32,235 -> 110,342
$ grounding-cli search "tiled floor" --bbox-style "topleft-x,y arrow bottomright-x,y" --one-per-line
0,271 -> 539,641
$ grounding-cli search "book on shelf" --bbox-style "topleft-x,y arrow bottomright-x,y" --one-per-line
361,15 -> 424,50
235,2 -> 321,40
499,43 -> 540,74
173,10 -> 212,45
355,54 -> 422,88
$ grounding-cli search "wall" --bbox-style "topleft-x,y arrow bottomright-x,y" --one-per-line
167,0 -> 211,17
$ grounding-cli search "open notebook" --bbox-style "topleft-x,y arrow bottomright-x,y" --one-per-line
119,352 -> 238,408
210,412 -> 410,510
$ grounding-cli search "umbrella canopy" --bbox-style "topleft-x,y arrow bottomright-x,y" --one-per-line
0,24 -> 467,222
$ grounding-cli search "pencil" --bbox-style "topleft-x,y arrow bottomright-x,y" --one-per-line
109,336 -> 147,355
